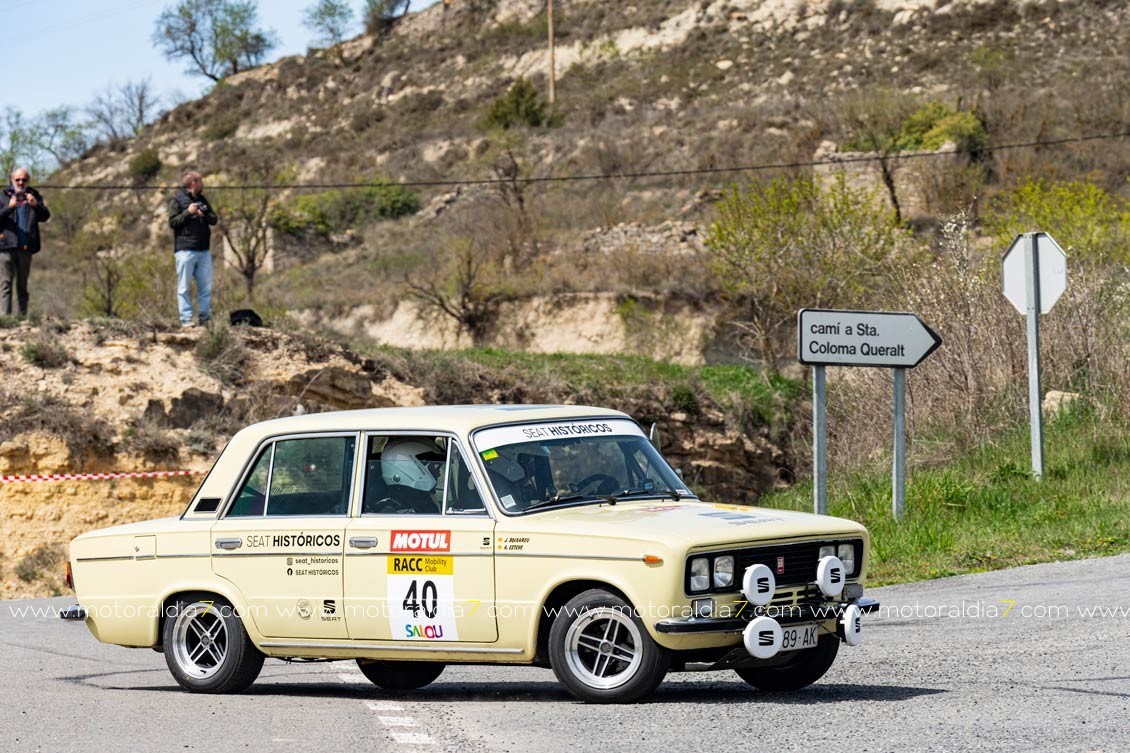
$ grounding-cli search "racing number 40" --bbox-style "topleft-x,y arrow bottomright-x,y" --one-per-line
402,579 -> 439,619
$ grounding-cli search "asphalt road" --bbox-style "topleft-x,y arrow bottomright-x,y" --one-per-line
3,555 -> 1128,753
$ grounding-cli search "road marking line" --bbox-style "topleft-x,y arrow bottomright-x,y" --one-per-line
390,732 -> 434,745
379,716 -> 418,727
366,701 -> 404,711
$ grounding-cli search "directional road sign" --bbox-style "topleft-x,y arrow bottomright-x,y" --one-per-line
1002,233 -> 1068,314
798,309 -> 942,368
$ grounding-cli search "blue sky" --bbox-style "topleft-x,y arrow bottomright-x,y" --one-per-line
9,0 -> 436,117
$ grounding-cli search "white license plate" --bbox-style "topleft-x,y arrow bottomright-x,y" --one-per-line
779,623 -> 820,652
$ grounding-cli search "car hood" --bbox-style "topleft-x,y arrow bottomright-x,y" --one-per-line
72,516 -> 185,541
523,500 -> 866,548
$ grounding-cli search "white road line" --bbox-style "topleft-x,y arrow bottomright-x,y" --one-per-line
390,732 -> 434,745
366,701 -> 404,711
379,716 -> 418,727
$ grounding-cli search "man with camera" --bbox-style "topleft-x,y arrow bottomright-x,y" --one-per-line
0,168 -> 51,317
168,170 -> 218,327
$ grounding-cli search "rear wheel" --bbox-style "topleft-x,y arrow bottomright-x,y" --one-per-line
548,589 -> 669,703
735,633 -> 839,692
356,659 -> 445,690
164,596 -> 263,693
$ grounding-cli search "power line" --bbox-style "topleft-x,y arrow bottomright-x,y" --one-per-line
39,129 -> 1130,192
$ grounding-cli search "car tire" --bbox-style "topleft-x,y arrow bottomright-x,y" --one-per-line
548,589 -> 669,703
735,632 -> 839,692
163,595 -> 264,693
356,659 -> 445,690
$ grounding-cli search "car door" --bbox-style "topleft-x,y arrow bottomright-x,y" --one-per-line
344,434 -> 497,643
211,433 -> 357,639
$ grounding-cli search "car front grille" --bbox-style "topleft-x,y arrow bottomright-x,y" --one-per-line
685,538 -> 864,595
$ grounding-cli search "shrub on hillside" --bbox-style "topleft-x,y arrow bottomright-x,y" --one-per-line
270,181 -> 419,238
20,337 -> 71,368
194,326 -> 251,385
478,78 -> 557,131
128,148 -> 162,184
204,110 -> 241,141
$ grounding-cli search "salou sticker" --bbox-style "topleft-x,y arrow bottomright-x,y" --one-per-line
388,530 -> 459,641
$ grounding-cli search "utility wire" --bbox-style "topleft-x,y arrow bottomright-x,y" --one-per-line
39,129 -> 1130,192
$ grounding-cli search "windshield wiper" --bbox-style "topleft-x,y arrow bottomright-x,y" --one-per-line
524,491 -> 611,512
607,487 -> 683,502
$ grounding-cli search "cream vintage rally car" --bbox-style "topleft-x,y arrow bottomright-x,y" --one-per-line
63,405 -> 878,703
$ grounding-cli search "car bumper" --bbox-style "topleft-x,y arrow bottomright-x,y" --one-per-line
654,597 -> 880,634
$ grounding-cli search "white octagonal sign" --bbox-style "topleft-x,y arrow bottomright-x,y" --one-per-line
1002,232 -> 1068,314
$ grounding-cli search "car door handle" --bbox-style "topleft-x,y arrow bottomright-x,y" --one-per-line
349,537 -> 378,549
215,538 -> 242,550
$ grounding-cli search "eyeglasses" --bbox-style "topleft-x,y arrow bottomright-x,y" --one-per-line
12,178 -> 28,183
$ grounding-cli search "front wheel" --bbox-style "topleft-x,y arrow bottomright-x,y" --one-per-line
163,596 -> 264,693
548,589 -> 669,703
735,633 -> 839,692
356,659 -> 445,690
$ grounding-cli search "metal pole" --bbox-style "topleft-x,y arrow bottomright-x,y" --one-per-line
813,365 -> 827,515
1025,233 -> 1045,478
547,0 -> 556,105
892,368 -> 906,520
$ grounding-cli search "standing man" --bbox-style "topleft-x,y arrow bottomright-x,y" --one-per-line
168,170 -> 218,327
0,168 -> 51,317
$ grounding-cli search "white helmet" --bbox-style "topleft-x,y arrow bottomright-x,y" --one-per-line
485,444 -> 549,483
382,440 -> 439,492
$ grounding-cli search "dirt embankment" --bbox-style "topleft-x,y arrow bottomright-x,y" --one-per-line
0,319 -> 792,598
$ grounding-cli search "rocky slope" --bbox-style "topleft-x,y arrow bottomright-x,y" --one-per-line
0,319 -> 794,598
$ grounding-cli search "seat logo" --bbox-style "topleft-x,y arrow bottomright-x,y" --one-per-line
831,568 -> 842,584
758,630 -> 775,647
757,576 -> 771,594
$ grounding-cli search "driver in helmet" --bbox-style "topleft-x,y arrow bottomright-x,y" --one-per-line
379,439 -> 444,514
483,444 -> 553,511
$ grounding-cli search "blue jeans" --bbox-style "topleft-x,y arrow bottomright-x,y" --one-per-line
175,249 -> 212,325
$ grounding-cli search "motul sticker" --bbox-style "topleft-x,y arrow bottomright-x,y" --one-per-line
390,530 -> 450,552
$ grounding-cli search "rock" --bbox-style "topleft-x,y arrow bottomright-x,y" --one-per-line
168,389 -> 225,429
1043,390 -> 1082,417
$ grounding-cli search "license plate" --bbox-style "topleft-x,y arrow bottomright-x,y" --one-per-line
779,623 -> 820,652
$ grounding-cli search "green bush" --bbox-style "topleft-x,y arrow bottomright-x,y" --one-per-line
16,544 -> 64,583
271,181 -> 420,238
128,148 -> 162,184
204,111 -> 241,141
20,338 -> 70,368
479,78 -> 556,131
844,101 -> 987,155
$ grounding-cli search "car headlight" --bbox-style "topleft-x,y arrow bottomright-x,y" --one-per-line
713,555 -> 734,588
819,544 -> 835,560
837,543 -> 856,575
689,557 -> 710,592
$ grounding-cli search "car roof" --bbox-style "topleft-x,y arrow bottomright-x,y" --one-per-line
232,404 -> 632,442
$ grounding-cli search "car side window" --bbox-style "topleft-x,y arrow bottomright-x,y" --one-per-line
265,436 -> 356,516
444,443 -> 486,515
362,435 -> 447,515
228,446 -> 272,517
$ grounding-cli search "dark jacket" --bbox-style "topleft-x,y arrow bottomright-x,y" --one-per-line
0,186 -> 51,254
168,187 -> 218,252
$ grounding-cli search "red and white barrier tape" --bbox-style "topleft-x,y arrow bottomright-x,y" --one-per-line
0,469 -> 206,484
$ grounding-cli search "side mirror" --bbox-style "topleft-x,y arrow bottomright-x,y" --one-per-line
648,422 -> 660,449
675,467 -> 683,479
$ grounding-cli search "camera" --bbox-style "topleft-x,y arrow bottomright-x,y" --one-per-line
15,191 -> 26,201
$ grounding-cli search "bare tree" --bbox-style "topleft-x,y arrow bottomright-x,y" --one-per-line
153,0 -> 277,82
405,235 -> 509,345
363,0 -> 410,35
216,160 -> 287,298
88,79 -> 162,143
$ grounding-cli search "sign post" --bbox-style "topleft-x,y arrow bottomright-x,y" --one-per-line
1001,232 -> 1068,479
798,309 -> 942,520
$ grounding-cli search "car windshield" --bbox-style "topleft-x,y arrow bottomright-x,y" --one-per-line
472,418 -> 695,514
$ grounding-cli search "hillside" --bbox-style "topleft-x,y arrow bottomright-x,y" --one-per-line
35,0 -> 1130,356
